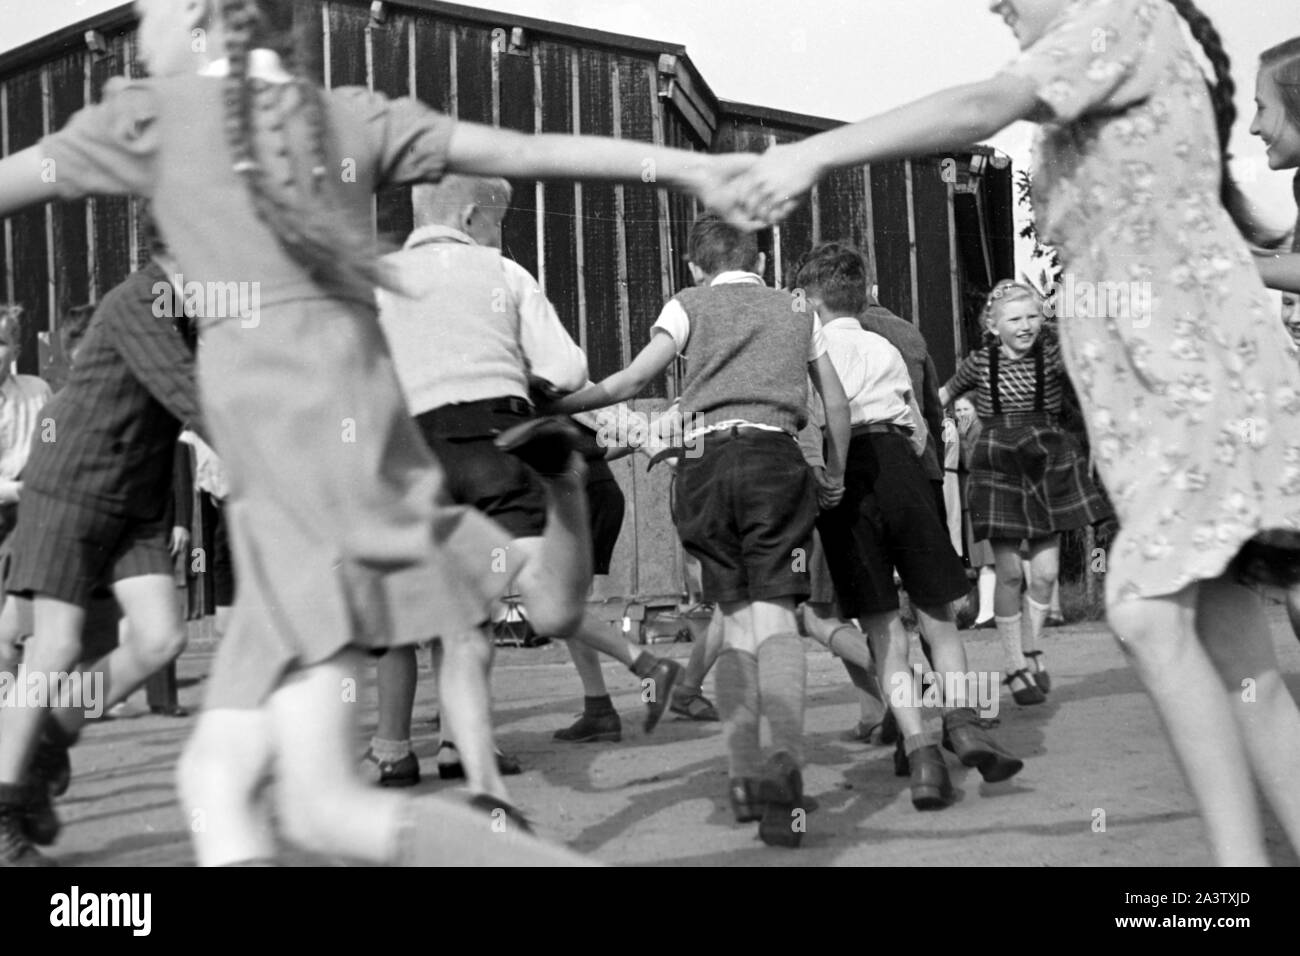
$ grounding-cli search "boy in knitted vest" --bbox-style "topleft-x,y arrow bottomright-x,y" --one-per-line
554,215 -> 851,847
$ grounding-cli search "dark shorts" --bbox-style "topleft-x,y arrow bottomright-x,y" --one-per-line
3,488 -> 173,606
968,413 -> 1111,541
672,428 -> 816,604
817,431 -> 969,617
586,467 -> 625,577
415,405 -> 548,540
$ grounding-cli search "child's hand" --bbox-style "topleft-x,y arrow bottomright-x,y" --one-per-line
814,467 -> 844,510
728,141 -> 823,226
690,152 -> 766,229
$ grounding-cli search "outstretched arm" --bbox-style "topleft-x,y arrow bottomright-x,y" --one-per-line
551,332 -> 678,415
728,73 -> 1043,224
1255,251 -> 1300,294
0,148 -> 61,218
447,123 -> 756,214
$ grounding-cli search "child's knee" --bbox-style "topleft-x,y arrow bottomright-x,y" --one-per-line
527,601 -> 583,641
133,623 -> 187,669
997,564 -> 1025,592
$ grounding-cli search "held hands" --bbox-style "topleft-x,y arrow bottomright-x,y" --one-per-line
814,467 -> 845,510
711,141 -> 823,229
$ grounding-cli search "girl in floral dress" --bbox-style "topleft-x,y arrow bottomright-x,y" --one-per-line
731,0 -> 1300,865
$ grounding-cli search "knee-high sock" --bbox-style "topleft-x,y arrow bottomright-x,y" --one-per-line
1022,596 -> 1050,656
715,648 -> 762,780
996,613 -> 1026,674
756,634 -> 806,765
976,567 -> 996,622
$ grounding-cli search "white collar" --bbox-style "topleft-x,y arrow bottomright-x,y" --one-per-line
822,315 -> 863,329
709,271 -> 765,287
198,49 -> 293,83
404,225 -> 476,250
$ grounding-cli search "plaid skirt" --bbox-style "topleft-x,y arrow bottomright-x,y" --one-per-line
968,413 -> 1110,542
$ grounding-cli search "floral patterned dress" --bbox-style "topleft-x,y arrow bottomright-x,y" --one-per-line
1002,0 -> 1300,604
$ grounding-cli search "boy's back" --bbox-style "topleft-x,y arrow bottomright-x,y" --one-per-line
668,280 -> 816,436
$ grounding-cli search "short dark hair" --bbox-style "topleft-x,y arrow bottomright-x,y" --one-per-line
793,241 -> 869,317
688,214 -> 759,275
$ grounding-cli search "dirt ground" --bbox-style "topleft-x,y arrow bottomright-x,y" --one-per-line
34,605 -> 1300,867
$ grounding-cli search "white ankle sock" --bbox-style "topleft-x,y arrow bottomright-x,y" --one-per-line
995,614 -> 1027,673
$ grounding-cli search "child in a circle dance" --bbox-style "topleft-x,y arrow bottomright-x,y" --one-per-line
0,0 -> 751,867
940,282 -> 1110,706
732,0 -> 1300,865
1249,35 -> 1300,640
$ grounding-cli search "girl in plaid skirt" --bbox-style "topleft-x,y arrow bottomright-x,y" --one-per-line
940,282 -> 1110,706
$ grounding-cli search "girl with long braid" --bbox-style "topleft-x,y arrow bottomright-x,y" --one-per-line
0,0 -> 751,866
1249,37 -> 1300,640
730,0 -> 1300,865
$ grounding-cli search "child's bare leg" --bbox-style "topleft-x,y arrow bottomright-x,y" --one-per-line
59,574 -> 187,732
681,605 -> 724,692
510,459 -> 592,640
1021,536 -> 1059,680
268,650 -> 412,861
0,597 -> 84,786
178,708 -> 276,866
1108,587 -> 1267,866
374,646 -> 417,743
270,648 -> 591,865
435,630 -> 508,800
567,639 -> 610,697
1196,575 -> 1300,854
803,600 -> 885,715
0,596 -> 31,676
862,610 -> 924,740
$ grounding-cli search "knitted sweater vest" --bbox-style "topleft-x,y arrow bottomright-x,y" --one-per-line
378,242 -> 530,415
675,284 -> 812,434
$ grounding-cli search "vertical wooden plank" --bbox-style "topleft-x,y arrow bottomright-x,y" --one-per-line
616,56 -> 665,394
818,167 -> 867,250
536,41 -> 579,343
6,67 -> 48,373
49,50 -> 91,336
454,24 -> 492,124
862,165 -> 877,292
904,160 -> 920,324
88,29 -> 133,300
576,51 -> 620,382
496,42 -> 538,281
947,179 -> 962,384
870,159 -> 913,324
412,16 -> 453,114
292,0 -> 326,86
327,0 -> 368,86
369,9 -> 413,244
610,62 -> 631,370
912,157 -> 957,382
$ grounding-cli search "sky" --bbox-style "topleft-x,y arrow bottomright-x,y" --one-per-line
3,0 -> 1297,230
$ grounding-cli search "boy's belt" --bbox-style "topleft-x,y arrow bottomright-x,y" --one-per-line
419,396 -> 533,439
851,422 -> 910,438
644,424 -> 784,471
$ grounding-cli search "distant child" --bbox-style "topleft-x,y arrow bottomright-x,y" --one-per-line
0,0 -> 750,866
555,215 -> 852,847
952,396 -> 996,629
940,282 -> 1110,705
735,0 -> 1300,865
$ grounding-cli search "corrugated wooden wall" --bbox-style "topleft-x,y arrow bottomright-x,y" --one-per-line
0,0 -> 1014,612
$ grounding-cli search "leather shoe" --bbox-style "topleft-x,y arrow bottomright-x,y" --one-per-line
908,745 -> 953,810
942,708 -> 1024,783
